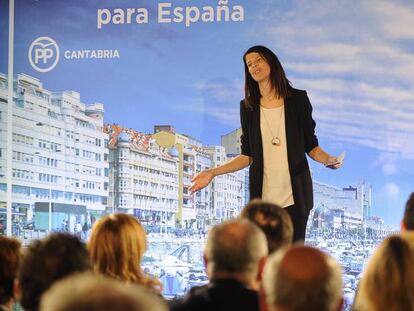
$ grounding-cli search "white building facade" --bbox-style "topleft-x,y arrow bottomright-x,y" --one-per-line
0,73 -> 108,232
203,145 -> 246,222
311,180 -> 372,228
193,146 -> 212,229
221,128 -> 250,206
106,125 -> 179,227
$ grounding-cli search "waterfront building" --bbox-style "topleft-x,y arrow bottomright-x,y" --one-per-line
311,180 -> 373,228
202,145 -> 245,222
0,73 -> 108,232
152,125 -> 209,228
220,128 -> 249,207
105,124 -> 179,227
191,144 -> 212,229
220,128 -> 242,155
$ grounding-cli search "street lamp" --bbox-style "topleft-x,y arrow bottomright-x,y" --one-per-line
152,131 -> 189,228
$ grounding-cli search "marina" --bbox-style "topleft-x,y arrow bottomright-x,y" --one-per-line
143,227 -> 391,309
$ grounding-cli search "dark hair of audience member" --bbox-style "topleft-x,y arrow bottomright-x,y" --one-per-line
240,199 -> 293,253
19,233 -> 91,311
0,236 -> 21,306
403,192 -> 414,230
353,235 -> 414,310
88,214 -> 161,292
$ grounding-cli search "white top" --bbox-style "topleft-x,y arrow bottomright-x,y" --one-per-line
260,105 -> 294,207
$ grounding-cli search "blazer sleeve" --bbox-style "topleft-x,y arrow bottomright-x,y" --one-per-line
240,101 -> 251,156
302,91 -> 319,154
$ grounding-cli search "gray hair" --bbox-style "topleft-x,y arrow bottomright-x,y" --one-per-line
204,219 -> 268,279
40,273 -> 167,311
263,246 -> 343,311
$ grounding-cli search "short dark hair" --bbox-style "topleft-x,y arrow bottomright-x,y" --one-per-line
403,193 -> 414,230
0,236 -> 21,305
19,233 -> 91,311
243,45 -> 291,110
240,199 -> 293,253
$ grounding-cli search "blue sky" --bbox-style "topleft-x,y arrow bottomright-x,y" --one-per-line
1,0 -> 414,224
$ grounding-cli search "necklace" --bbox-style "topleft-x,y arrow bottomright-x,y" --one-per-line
261,90 -> 280,101
260,106 -> 283,146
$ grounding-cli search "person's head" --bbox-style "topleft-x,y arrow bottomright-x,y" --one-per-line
204,219 -> 268,288
402,192 -> 414,231
263,246 -> 343,311
40,273 -> 167,311
240,199 -> 293,253
19,233 -> 91,311
88,213 -> 160,290
0,236 -> 21,307
243,45 -> 291,109
353,234 -> 414,311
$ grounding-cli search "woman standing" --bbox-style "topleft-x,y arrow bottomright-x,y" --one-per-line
190,45 -> 341,242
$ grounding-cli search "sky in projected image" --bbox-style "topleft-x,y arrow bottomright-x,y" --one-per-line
2,0 -> 414,224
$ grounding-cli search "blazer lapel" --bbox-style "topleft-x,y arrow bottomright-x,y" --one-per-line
284,96 -> 294,172
252,104 -> 263,162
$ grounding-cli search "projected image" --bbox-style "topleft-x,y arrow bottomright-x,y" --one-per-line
1,0 -> 414,306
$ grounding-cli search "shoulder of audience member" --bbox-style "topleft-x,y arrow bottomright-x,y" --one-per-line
169,285 -> 210,311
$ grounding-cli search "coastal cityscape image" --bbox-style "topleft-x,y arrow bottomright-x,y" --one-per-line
1,1 -> 414,309
0,72 -> 400,307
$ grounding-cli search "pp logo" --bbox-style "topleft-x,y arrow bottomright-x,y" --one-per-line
28,37 -> 60,72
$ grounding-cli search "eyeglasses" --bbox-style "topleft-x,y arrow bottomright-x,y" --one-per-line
246,57 -> 263,68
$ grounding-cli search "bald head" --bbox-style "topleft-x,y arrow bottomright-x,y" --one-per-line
204,219 -> 268,280
263,246 -> 343,311
281,247 -> 331,280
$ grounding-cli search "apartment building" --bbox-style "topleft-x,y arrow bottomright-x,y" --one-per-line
0,73 -> 108,231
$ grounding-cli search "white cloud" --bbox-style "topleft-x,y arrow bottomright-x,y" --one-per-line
368,1 -> 414,39
384,182 -> 401,198
209,107 -> 239,125
252,0 -> 414,160
175,79 -> 242,126
174,98 -> 207,114
373,153 -> 399,175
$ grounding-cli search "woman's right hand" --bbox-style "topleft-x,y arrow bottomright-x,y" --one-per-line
189,170 -> 214,194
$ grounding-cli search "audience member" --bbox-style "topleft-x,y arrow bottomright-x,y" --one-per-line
170,219 -> 268,311
240,199 -> 294,311
0,236 -> 21,311
353,234 -> 414,311
88,213 -> 161,292
19,233 -> 91,311
40,273 -> 167,311
240,198 -> 293,253
401,192 -> 414,231
263,246 -> 343,311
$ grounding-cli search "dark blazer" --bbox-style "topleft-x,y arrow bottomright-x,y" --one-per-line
169,279 -> 260,311
240,87 -> 318,216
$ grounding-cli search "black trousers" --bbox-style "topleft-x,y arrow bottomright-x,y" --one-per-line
285,204 -> 310,243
